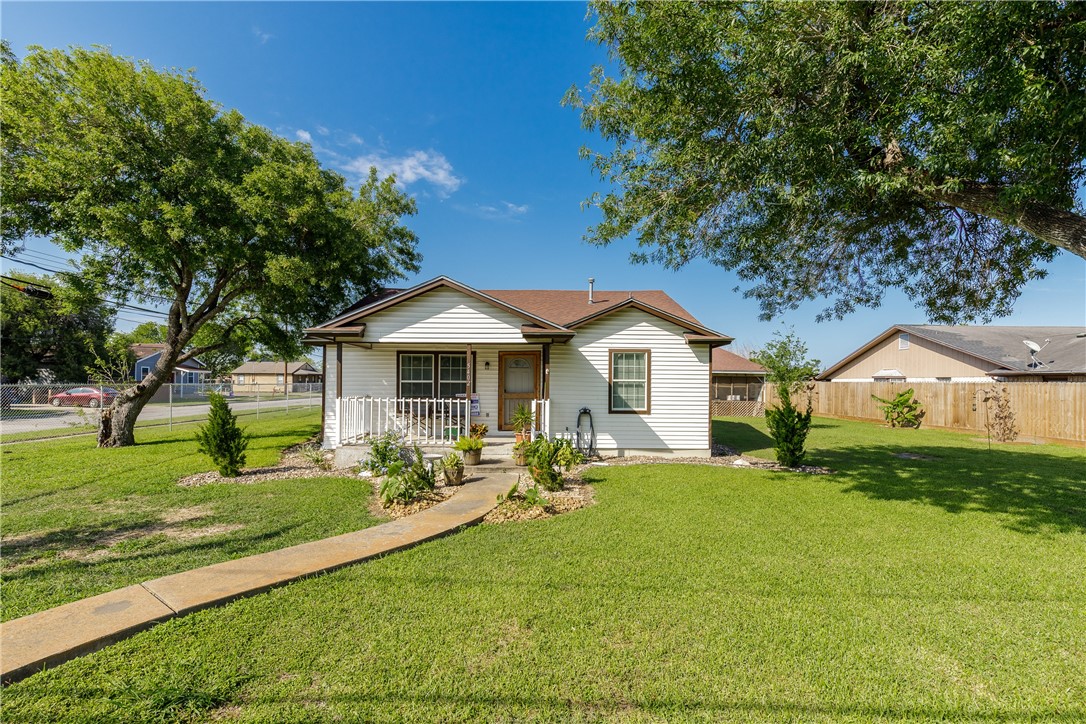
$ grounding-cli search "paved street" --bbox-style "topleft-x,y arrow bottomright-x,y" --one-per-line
0,395 -> 320,438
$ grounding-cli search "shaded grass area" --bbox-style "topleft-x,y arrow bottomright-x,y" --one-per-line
715,416 -> 1086,536
1,410 -> 377,621
5,418 -> 1084,721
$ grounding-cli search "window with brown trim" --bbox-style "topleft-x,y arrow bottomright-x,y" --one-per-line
609,349 -> 650,413
397,352 -> 477,399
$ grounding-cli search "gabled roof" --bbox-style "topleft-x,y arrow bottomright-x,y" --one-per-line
308,276 -> 731,343
231,361 -> 319,376
711,348 -> 766,374
131,344 -> 207,371
818,324 -> 1086,379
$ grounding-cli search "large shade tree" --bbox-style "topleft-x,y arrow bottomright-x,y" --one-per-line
0,272 -> 115,383
2,45 -> 421,446
567,2 -> 1086,322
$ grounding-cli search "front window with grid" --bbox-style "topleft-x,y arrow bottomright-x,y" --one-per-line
438,354 -> 468,398
399,354 -> 434,397
611,351 -> 649,412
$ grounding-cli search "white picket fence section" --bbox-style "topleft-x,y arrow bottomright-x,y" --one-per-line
337,397 -> 468,445
335,396 -> 552,447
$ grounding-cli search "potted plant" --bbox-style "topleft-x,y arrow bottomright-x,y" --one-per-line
512,439 -> 529,466
469,422 -> 488,439
440,452 -> 465,486
510,403 -> 534,444
453,435 -> 484,466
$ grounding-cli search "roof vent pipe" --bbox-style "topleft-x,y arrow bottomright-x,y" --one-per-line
588,277 -> 595,304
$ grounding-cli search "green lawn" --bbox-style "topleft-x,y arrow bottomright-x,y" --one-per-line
4,417 -> 1084,722
1,410 -> 377,621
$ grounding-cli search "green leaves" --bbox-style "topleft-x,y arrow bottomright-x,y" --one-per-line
572,1 -> 1085,322
2,45 -> 421,442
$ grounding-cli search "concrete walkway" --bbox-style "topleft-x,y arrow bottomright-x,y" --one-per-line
1,472 -> 516,684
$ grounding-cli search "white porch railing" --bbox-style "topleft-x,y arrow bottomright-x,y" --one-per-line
531,398 -> 550,439
337,397 -> 467,446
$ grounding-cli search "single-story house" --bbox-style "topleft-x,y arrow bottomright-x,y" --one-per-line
303,276 -> 732,456
130,343 -> 210,384
818,325 -> 1086,383
230,361 -> 323,393
710,348 -> 767,415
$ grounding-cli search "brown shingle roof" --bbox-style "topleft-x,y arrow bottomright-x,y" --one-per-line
481,289 -> 702,327
711,348 -> 766,373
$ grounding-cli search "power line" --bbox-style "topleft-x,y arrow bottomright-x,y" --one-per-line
10,249 -> 177,304
1,258 -> 170,319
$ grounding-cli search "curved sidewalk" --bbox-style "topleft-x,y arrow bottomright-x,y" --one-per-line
1,472 -> 516,684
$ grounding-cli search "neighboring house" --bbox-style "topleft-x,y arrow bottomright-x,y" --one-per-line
818,325 -> 1086,383
304,276 -> 732,455
710,348 -> 767,416
130,344 -> 210,384
230,361 -> 323,392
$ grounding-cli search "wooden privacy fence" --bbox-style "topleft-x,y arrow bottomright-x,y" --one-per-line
753,381 -> 1085,444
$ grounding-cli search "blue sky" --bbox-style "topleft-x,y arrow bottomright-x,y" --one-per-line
3,1 -> 1084,367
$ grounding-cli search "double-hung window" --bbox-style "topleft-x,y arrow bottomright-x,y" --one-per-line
610,350 -> 650,413
438,354 -> 468,398
399,353 -> 473,398
399,354 -> 434,397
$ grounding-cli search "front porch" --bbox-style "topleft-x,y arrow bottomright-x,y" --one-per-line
332,433 -> 532,471
335,395 -> 551,447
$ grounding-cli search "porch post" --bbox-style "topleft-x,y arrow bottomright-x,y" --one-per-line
465,343 -> 473,437
542,343 -> 551,437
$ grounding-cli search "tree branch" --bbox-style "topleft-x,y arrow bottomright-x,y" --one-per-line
922,183 -> 1086,259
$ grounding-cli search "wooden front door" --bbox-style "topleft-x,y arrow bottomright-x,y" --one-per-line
498,351 -> 540,431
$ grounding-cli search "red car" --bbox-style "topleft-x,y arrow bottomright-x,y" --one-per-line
49,387 -> 120,408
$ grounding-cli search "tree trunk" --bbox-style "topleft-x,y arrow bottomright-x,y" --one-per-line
97,390 -> 154,447
97,345 -> 185,447
924,185 -> 1086,259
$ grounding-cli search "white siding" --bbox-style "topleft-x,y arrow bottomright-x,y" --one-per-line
323,300 -> 712,453
364,288 -> 528,344
549,308 -> 710,454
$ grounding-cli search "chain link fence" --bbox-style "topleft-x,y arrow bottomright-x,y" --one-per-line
0,382 -> 323,442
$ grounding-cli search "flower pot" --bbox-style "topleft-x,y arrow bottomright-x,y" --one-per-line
444,465 -> 465,486
514,431 -> 527,444
463,449 -> 482,466
513,450 -> 528,466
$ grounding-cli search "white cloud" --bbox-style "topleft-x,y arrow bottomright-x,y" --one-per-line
252,26 -> 274,44
458,200 -> 530,221
315,125 -> 330,136
295,129 -> 313,143
343,150 -> 463,196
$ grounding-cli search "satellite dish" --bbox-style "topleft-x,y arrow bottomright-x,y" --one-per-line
1023,340 -> 1042,353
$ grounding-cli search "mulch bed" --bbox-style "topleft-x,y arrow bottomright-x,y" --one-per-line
367,475 -> 469,520
567,443 -> 834,475
483,474 -> 596,524
177,441 -> 348,487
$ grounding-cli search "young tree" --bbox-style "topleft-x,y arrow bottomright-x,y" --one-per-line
568,2 -> 1086,322
2,46 -> 420,446
195,393 -> 249,477
0,272 -> 115,382
751,329 -> 819,467
750,329 -> 820,399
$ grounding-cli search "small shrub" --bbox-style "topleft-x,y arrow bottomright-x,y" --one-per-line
496,480 -> 548,509
980,385 -> 1019,442
378,446 -> 436,506
453,436 -> 484,453
872,388 -> 925,428
469,422 -> 489,439
195,393 -> 249,477
299,443 -> 332,471
525,437 -> 585,491
764,394 -> 812,468
510,404 -> 534,435
364,430 -> 405,474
